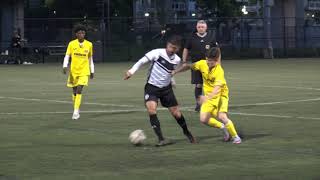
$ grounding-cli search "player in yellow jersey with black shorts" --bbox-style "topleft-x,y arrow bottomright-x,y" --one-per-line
62,25 -> 95,120
172,47 -> 242,144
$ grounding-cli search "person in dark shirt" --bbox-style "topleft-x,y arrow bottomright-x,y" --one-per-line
182,20 -> 218,112
11,30 -> 22,64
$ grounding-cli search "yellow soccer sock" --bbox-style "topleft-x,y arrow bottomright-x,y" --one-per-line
225,120 -> 238,138
74,94 -> 82,110
208,117 -> 223,128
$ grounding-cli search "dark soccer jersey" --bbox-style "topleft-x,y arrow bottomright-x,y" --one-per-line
185,32 -> 217,62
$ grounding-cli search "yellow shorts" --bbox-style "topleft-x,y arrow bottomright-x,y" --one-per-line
67,75 -> 89,87
200,95 -> 229,117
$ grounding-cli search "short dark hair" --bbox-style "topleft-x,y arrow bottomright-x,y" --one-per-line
74,25 -> 86,33
206,47 -> 220,60
167,35 -> 182,47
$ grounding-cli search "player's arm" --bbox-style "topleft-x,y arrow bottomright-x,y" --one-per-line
124,56 -> 150,80
89,44 -> 94,79
199,85 -> 221,104
182,36 -> 192,63
89,56 -> 94,79
63,43 -> 71,74
172,63 -> 193,76
182,48 -> 189,64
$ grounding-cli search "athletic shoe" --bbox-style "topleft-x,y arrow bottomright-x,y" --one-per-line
232,136 -> 242,144
155,139 -> 173,147
72,112 -> 80,120
184,131 -> 197,144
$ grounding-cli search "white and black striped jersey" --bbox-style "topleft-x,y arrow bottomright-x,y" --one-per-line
128,48 -> 181,88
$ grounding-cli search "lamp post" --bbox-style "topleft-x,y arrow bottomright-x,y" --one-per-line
145,12 -> 150,32
263,0 -> 274,59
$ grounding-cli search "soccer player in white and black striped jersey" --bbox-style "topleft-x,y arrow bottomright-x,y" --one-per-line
124,36 -> 196,146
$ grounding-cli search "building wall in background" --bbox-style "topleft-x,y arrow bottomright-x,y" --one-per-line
0,0 -> 24,51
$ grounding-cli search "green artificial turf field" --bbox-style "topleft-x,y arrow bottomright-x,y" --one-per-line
0,59 -> 319,180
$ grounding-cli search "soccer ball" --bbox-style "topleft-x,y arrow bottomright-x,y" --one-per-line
129,129 -> 146,145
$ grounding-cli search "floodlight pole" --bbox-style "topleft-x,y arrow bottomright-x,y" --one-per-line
263,0 -> 274,59
107,0 -> 111,52
101,0 -> 106,62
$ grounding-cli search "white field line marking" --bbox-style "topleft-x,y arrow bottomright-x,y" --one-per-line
229,97 -> 320,107
228,112 -> 320,120
1,108 -> 319,120
1,96 -> 320,108
91,80 -> 320,91
0,96 -> 135,107
243,85 -> 320,91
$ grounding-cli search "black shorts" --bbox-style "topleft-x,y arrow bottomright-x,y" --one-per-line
144,83 -> 178,108
191,69 -> 203,84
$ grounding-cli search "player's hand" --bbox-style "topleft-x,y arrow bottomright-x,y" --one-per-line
124,70 -> 132,80
90,73 -> 94,79
199,95 -> 208,105
62,67 -> 67,74
171,70 -> 176,76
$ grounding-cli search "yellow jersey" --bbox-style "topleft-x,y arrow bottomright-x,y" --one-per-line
192,60 -> 229,97
66,39 -> 93,76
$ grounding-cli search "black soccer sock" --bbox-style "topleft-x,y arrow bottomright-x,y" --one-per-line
194,87 -> 202,101
149,114 -> 164,141
175,114 -> 190,135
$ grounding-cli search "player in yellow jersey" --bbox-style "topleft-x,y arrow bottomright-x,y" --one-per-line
172,47 -> 242,144
62,25 -> 95,120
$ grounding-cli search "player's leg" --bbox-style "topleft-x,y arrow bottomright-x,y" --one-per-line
144,84 -> 168,145
67,75 -> 77,102
218,112 -> 241,144
200,100 -> 224,128
191,70 -> 203,112
72,76 -> 88,120
217,95 -> 241,143
72,87 -> 77,102
161,87 -> 196,143
194,84 -> 202,111
72,85 -> 83,120
168,106 -> 197,143
146,100 -> 169,146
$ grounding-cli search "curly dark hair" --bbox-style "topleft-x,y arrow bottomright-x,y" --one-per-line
74,24 -> 87,33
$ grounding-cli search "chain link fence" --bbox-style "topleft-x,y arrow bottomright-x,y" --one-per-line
1,16 -> 320,64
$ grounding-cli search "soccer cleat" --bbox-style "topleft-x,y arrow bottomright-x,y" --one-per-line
184,131 -> 197,144
72,112 -> 80,120
232,136 -> 242,144
155,139 -> 173,147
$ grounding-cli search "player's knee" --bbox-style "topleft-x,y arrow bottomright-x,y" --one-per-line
76,87 -> 83,94
218,113 -> 229,123
199,116 -> 208,124
147,108 -> 157,115
170,107 -> 181,117
218,113 -> 225,120
172,111 -> 181,119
